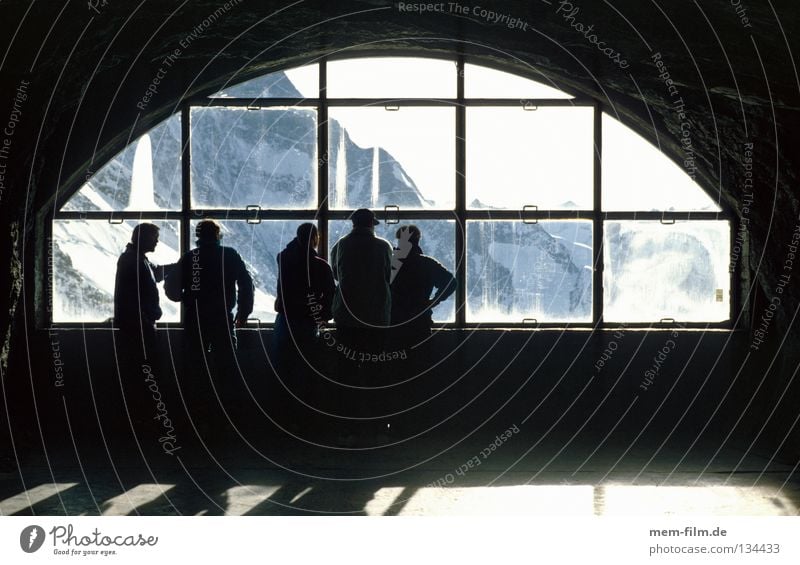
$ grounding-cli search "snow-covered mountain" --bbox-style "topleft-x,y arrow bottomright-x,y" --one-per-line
54,71 -> 609,324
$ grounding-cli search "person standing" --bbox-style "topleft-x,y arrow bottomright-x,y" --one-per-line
388,224 -> 456,435
165,220 -> 254,431
273,223 -> 335,431
331,209 -> 393,331
166,219 -> 254,354
113,222 -> 176,438
330,208 -> 393,443
114,222 -> 174,360
390,224 -> 456,340
275,223 -> 335,345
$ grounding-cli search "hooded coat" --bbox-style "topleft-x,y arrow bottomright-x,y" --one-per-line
275,237 -> 335,325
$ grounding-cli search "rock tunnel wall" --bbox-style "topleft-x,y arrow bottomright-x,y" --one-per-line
0,0 -> 798,456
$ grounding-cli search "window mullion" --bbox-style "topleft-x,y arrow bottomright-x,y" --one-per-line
319,59 -> 329,260
455,56 -> 466,327
181,105 -> 192,327
593,104 -> 604,327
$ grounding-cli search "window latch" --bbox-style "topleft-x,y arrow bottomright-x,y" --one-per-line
523,205 -> 539,224
384,205 -> 400,224
246,204 -> 261,224
659,317 -> 676,324
108,215 -> 123,225
522,318 -> 539,326
521,100 -> 538,111
385,105 -> 400,111
660,213 -> 676,225
246,317 -> 261,327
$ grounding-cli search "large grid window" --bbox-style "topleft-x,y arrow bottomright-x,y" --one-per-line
50,57 -> 733,328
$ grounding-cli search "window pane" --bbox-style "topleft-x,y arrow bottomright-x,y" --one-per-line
190,220 -> 307,323
601,113 -> 721,211
326,57 -> 456,98
328,219 -> 456,322
465,63 -> 573,99
467,221 -> 593,322
210,64 -> 318,99
329,107 -> 455,209
190,107 -> 317,209
61,115 -> 182,212
603,221 -> 730,322
466,107 -> 594,210
52,220 -> 180,323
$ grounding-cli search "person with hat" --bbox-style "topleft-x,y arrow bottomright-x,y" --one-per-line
329,208 -> 393,444
330,208 -> 393,329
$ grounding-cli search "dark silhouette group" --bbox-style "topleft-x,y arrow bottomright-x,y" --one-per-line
114,211 -> 455,444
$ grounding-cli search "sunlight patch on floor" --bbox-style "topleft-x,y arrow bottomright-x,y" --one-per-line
101,484 -> 176,515
0,482 -> 79,516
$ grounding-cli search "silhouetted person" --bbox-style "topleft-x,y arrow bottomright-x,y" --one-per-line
114,222 -> 174,359
165,220 -> 254,432
330,208 -> 393,444
273,223 -> 335,431
390,224 -> 456,340
166,219 -> 254,354
275,223 -> 335,343
113,222 -> 176,438
331,209 -> 393,329
388,225 -> 456,435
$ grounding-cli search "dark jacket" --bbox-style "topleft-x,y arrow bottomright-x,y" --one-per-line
275,238 -> 335,325
391,244 -> 456,327
114,243 -> 170,331
330,227 -> 393,328
165,241 -> 254,323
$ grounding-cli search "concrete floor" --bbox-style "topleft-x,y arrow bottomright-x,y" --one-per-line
2,430 -> 798,516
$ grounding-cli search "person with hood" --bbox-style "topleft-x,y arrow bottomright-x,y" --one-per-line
275,223 -> 335,336
273,223 -> 335,360
272,223 -> 335,428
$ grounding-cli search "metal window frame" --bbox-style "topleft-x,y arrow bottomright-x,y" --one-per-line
48,56 -> 736,330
